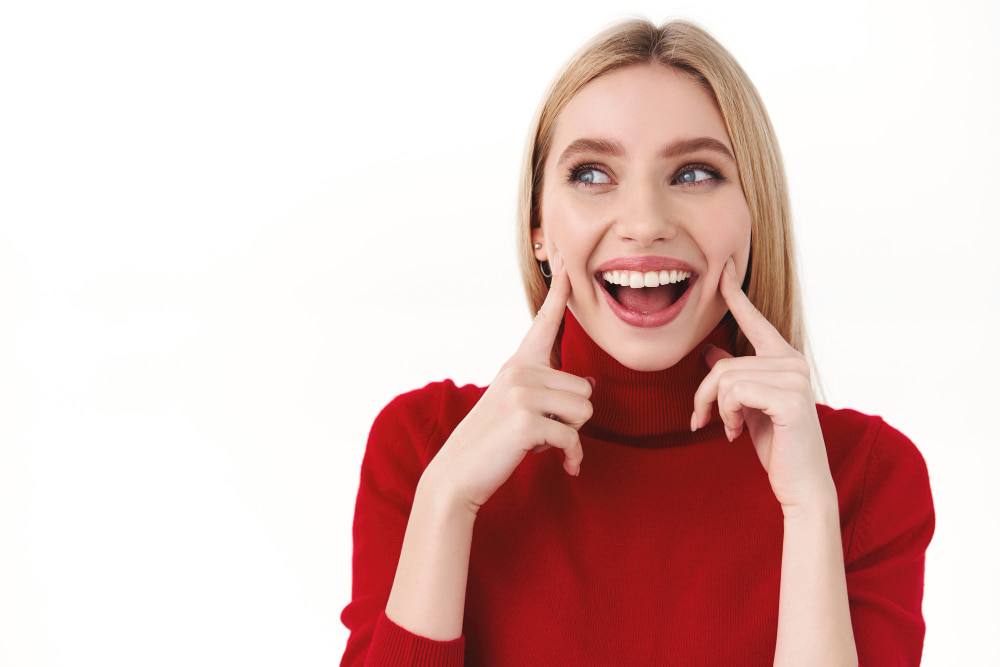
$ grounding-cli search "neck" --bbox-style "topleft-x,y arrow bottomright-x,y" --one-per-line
557,310 -> 729,448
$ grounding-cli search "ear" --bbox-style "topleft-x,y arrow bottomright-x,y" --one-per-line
531,227 -> 547,261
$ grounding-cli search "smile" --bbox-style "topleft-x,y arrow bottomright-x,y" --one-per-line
594,257 -> 697,328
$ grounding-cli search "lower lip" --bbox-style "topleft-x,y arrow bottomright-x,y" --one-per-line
597,277 -> 697,328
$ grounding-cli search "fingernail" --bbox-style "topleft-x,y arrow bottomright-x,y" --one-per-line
701,344 -> 714,358
725,257 -> 736,278
725,425 -> 734,442
585,376 -> 597,390
690,411 -> 699,432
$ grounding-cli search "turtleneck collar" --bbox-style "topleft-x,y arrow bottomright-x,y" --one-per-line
557,310 -> 730,448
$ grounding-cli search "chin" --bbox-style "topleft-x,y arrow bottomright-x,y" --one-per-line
603,338 -> 694,372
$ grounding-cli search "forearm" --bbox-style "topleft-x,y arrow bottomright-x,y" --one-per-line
384,464 -> 477,641
774,492 -> 858,667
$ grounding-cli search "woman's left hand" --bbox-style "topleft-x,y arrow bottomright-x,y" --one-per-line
691,257 -> 836,516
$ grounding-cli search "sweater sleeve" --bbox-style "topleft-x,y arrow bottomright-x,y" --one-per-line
340,384 -> 467,667
844,418 -> 934,667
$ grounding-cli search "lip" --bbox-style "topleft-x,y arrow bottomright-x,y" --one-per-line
595,255 -> 697,274
594,255 -> 698,328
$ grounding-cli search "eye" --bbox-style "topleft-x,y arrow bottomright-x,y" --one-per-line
569,164 -> 612,185
578,168 -> 610,184
673,164 -> 723,185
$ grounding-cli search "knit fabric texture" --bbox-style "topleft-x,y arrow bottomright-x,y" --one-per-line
341,311 -> 934,666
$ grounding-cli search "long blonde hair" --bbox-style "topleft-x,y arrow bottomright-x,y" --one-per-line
516,18 -> 804,357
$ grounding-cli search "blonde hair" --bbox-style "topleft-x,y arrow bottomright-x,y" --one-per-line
516,18 -> 804,357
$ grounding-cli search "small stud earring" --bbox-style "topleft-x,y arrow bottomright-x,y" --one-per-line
533,243 -> 542,249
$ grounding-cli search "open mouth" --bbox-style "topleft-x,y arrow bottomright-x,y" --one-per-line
597,269 -> 693,314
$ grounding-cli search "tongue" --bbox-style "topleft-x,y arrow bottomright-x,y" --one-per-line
616,284 -> 683,313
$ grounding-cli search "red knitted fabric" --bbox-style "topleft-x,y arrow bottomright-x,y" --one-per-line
341,312 -> 934,666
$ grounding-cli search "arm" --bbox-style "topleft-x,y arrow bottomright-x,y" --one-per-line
383,465 -> 477,641
383,259 -> 588,641
692,258 -> 858,665
844,420 -> 934,666
339,386 -> 469,667
774,492 -> 858,666
342,257 -> 591,665
772,418 -> 934,667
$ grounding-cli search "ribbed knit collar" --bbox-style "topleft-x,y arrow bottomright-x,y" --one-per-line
558,310 -> 729,448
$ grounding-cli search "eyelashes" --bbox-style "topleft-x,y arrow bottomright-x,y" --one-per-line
565,162 -> 727,188
567,163 -> 611,186
674,163 -> 726,185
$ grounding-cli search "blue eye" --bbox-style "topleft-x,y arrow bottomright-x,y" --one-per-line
676,167 -> 715,184
573,166 -> 611,185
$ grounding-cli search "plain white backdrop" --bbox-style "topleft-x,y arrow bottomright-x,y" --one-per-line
1,0 -> 997,664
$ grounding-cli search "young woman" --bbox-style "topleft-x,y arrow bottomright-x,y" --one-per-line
341,19 -> 933,666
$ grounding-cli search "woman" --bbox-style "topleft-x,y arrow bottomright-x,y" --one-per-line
341,19 -> 933,666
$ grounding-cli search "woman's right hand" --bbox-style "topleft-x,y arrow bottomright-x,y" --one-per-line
423,252 -> 594,515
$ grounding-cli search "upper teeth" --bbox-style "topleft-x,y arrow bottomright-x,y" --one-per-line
602,269 -> 691,288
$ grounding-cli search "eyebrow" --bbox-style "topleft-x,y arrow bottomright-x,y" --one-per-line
556,136 -> 736,166
556,138 -> 626,166
660,136 -> 736,162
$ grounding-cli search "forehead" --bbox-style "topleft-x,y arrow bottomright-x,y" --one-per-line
550,64 -> 733,155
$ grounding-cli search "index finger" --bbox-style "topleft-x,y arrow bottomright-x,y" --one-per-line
719,256 -> 790,357
516,253 -> 570,365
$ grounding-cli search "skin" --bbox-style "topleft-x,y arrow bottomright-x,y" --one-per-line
385,63 -> 858,665
533,64 -> 751,372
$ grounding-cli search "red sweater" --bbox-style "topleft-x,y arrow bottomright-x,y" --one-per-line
341,313 -> 934,666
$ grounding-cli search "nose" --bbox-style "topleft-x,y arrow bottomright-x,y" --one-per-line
613,180 -> 679,246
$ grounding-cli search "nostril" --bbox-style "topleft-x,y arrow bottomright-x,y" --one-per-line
613,218 -> 679,245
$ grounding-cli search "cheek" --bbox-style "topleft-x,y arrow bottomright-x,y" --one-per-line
539,190 -> 595,254
731,215 -> 753,259
702,199 -> 752,261
733,205 -> 753,265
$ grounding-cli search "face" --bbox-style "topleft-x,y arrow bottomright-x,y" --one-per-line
534,64 -> 752,372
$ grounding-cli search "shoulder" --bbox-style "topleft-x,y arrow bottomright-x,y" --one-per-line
368,380 -> 487,466
816,405 -> 934,561
816,404 -> 930,485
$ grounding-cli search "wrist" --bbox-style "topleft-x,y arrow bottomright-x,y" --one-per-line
417,460 -> 481,521
781,482 -> 839,522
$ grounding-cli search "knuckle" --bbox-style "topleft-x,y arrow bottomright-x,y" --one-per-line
496,364 -> 524,386
512,411 -> 537,439
508,384 -> 531,406
505,366 -> 531,386
712,357 -> 733,373
556,424 -> 576,446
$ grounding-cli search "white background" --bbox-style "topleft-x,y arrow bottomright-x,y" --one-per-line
1,0 -> 997,664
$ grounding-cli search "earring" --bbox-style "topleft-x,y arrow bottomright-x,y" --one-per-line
534,242 -> 551,277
